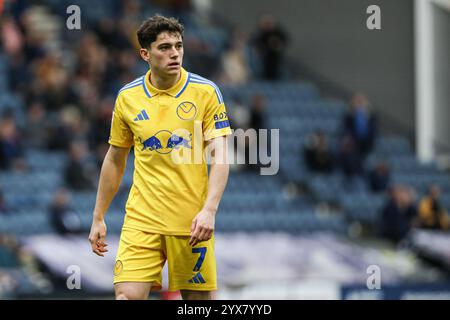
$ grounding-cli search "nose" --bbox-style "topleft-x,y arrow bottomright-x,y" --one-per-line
169,47 -> 179,58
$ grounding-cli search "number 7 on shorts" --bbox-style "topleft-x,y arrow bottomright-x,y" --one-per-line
192,247 -> 207,272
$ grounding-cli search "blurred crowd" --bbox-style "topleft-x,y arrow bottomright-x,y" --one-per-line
380,184 -> 450,244
0,0 -> 447,242
0,0 -> 290,237
0,0 -> 293,297
0,0 -> 449,299
302,92 -> 449,244
303,93 -> 378,183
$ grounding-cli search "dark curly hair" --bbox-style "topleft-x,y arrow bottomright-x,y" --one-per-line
136,15 -> 184,49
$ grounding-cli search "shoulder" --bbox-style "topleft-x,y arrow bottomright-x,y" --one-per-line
117,75 -> 146,99
188,73 -> 224,104
114,76 -> 146,112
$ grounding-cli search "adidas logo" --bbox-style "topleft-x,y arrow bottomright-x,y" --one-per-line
134,109 -> 149,121
188,272 -> 206,284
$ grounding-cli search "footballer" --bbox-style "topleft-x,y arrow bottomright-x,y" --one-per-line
88,15 -> 231,300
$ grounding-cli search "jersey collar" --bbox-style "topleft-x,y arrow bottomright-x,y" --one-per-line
143,67 -> 190,98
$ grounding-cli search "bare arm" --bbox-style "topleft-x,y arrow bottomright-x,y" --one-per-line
93,145 -> 130,220
203,137 -> 230,214
89,145 -> 130,256
189,136 -> 229,246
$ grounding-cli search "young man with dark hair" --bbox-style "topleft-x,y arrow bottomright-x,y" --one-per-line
89,15 -> 231,300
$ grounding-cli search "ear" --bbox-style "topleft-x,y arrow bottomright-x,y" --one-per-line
139,48 -> 150,63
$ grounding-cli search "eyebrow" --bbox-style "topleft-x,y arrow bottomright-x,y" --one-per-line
157,41 -> 183,48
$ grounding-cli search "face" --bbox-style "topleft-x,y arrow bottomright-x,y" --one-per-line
140,31 -> 183,77
351,93 -> 368,110
430,186 -> 440,199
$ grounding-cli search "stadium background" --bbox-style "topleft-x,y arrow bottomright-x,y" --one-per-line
0,0 -> 450,299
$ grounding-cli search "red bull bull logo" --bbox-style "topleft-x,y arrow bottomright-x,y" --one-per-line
140,130 -> 192,154
138,121 -> 280,176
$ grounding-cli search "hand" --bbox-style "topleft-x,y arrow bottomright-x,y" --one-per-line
88,219 -> 108,257
189,208 -> 215,246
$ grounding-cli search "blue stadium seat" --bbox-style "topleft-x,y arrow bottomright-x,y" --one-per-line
0,246 -> 19,268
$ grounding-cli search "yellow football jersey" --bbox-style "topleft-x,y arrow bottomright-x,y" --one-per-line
109,67 -> 232,235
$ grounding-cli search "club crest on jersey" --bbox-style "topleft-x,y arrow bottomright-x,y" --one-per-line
139,130 -> 192,154
176,101 -> 197,121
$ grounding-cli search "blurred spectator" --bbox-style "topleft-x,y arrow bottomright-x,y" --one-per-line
343,93 -> 377,157
94,17 -> 132,51
64,141 -> 96,191
89,96 -> 114,170
32,54 -> 77,112
20,12 -> 47,62
247,95 -> 266,170
2,17 -> 29,94
184,37 -> 218,78
8,52 -> 31,95
192,0 -> 213,24
49,188 -> 82,235
1,17 -> 24,56
0,111 -> 27,171
46,121 -> 72,151
227,97 -> 250,172
121,0 -> 143,27
417,185 -> 450,230
0,271 -> 18,299
158,0 -> 193,18
88,97 -> 114,149
229,95 -> 266,171
368,161 -> 391,193
249,94 -> 265,131
0,235 -> 20,298
303,130 -> 335,174
47,106 -> 88,151
338,135 -> 363,179
153,0 -> 192,12
228,97 -> 250,130
76,33 -> 108,82
379,186 -> 417,244
219,29 -> 250,85
251,14 -> 288,80
23,101 -> 49,149
0,191 -> 7,214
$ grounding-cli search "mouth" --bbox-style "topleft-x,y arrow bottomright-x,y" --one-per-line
168,62 -> 180,68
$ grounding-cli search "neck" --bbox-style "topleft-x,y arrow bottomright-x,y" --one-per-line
150,69 -> 181,90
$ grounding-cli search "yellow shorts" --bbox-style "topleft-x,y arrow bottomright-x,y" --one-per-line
113,227 -> 217,292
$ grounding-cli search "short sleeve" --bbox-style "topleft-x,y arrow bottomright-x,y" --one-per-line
202,88 -> 232,141
108,95 -> 134,147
